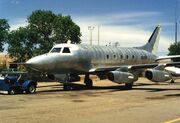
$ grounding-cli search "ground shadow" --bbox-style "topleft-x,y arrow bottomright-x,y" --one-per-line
36,82 -> 180,93
164,93 -> 180,97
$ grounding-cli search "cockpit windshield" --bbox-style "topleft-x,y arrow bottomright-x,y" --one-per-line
50,48 -> 61,53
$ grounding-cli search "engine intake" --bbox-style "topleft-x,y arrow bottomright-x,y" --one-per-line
107,71 -> 136,84
145,69 -> 171,82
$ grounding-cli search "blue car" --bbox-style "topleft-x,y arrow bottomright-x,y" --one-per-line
0,71 -> 37,95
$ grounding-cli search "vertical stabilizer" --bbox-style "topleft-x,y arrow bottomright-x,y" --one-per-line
137,25 -> 161,55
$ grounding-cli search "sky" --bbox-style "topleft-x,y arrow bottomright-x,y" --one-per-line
0,0 -> 180,56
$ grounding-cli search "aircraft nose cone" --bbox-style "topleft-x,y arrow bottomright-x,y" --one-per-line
26,55 -> 48,71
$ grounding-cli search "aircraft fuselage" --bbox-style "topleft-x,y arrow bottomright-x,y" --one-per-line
26,44 -> 157,74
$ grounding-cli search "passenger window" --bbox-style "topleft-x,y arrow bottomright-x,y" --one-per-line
121,55 -> 123,59
126,55 -> 129,59
50,48 -> 61,53
114,55 -> 116,59
107,55 -> 109,59
62,47 -> 71,53
132,55 -> 135,59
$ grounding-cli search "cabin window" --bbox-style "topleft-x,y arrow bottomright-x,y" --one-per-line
121,55 -> 123,59
50,48 -> 61,53
141,55 -> 147,59
107,55 -> 109,59
113,55 -> 116,59
132,55 -> 135,59
62,47 -> 71,53
126,55 -> 129,59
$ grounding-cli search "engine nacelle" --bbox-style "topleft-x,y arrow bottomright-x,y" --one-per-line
145,69 -> 171,82
107,71 -> 135,84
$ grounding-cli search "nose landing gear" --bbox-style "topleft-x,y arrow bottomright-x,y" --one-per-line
84,74 -> 93,88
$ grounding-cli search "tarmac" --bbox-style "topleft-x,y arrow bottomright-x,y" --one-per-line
0,77 -> 180,123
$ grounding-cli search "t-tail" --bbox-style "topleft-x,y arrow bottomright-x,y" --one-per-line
136,25 -> 161,55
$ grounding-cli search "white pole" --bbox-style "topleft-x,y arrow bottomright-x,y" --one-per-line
98,25 -> 100,46
88,26 -> 95,46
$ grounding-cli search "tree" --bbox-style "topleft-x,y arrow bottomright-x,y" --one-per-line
27,10 -> 81,55
8,27 -> 34,62
168,42 -> 180,61
53,15 -> 81,44
27,10 -> 56,54
8,10 -> 81,62
0,19 -> 10,51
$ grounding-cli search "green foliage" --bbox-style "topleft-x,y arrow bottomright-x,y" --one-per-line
53,15 -> 81,44
168,42 -> 180,61
0,19 -> 10,51
8,10 -> 81,62
8,27 -> 35,62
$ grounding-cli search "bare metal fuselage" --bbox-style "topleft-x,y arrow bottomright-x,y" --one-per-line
26,44 -> 157,74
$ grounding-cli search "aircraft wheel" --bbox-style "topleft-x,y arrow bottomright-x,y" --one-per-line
26,84 -> 36,94
63,84 -> 72,91
125,83 -> 133,89
85,79 -> 93,88
170,79 -> 175,83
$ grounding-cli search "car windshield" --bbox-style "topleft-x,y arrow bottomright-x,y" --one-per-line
50,48 -> 61,53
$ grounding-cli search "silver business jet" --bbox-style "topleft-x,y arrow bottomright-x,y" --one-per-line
26,25 -> 180,90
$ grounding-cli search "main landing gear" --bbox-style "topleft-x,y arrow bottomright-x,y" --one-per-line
62,74 -> 93,90
84,74 -> 93,88
170,79 -> 175,83
125,83 -> 133,89
63,83 -> 73,91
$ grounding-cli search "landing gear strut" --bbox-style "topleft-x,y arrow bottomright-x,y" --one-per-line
84,74 -> 93,88
63,74 -> 73,91
170,79 -> 175,83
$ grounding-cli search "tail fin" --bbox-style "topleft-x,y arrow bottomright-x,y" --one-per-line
137,25 -> 161,55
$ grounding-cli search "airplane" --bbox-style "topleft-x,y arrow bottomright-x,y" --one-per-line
24,25 -> 180,90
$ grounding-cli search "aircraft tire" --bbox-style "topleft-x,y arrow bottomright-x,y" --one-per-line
125,83 -> 133,89
63,84 -> 72,91
26,84 -> 36,94
85,79 -> 93,88
170,79 -> 175,83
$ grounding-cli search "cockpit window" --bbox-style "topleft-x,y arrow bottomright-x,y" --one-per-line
50,48 -> 61,53
62,47 -> 71,53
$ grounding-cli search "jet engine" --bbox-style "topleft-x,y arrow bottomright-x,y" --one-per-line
107,71 -> 136,84
145,69 -> 171,82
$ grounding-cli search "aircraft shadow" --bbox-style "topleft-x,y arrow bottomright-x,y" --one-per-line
37,83 -> 133,93
164,93 -> 180,97
37,82 -> 180,93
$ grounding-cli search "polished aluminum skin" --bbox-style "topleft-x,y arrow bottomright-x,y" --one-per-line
26,43 -> 157,74
26,25 -> 162,83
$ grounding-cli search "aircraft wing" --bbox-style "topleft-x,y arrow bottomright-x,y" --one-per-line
89,62 -> 180,73
156,55 -> 180,61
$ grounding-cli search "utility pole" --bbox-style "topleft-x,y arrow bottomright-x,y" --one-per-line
88,26 -> 95,46
98,25 -> 100,46
175,21 -> 178,44
175,0 -> 179,44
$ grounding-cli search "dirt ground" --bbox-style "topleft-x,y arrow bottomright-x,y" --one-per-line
0,77 -> 180,123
